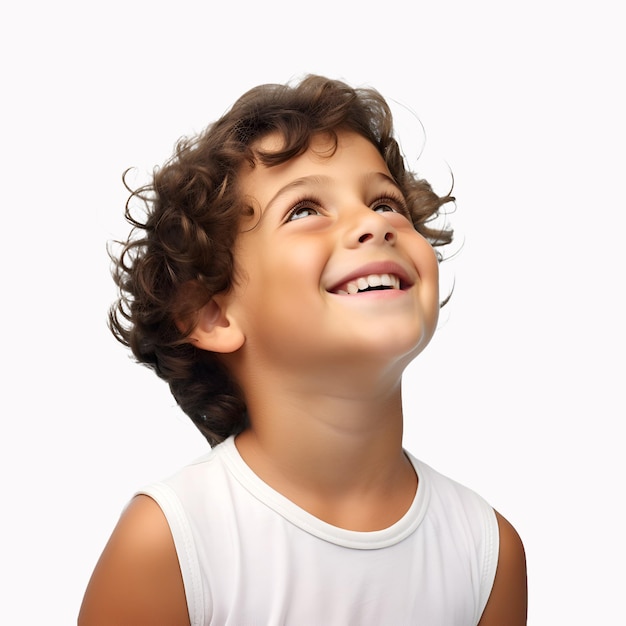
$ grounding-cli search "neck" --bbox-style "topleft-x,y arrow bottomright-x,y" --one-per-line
233,369 -> 416,530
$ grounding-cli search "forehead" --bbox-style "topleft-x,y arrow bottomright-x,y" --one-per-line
238,131 -> 392,210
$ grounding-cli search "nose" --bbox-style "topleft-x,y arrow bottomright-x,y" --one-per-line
344,207 -> 398,248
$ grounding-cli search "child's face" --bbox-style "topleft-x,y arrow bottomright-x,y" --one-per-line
225,130 -> 440,376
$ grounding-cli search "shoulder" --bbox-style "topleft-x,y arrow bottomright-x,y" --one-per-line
78,495 -> 189,626
478,510 -> 528,626
412,457 -> 496,530
411,459 -> 525,622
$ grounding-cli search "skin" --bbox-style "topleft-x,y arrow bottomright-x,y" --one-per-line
78,131 -> 527,625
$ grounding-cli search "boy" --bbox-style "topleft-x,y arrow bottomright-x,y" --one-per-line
79,75 -> 527,625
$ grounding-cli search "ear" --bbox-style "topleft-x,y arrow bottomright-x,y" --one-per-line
188,296 -> 245,354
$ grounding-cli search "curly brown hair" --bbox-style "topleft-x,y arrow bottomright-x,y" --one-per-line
109,74 -> 454,447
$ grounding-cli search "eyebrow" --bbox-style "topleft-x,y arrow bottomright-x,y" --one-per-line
363,171 -> 401,190
264,175 -> 329,213
264,171 -> 401,214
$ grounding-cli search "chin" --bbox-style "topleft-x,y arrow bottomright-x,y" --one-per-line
355,327 -> 435,366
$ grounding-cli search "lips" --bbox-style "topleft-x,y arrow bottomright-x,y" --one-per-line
327,262 -> 414,295
333,273 -> 401,295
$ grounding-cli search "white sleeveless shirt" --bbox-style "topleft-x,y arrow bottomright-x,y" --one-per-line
138,436 -> 498,625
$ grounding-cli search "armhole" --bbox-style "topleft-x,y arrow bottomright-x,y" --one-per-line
477,505 -> 500,623
137,483 -> 206,626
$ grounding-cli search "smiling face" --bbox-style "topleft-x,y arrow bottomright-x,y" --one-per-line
223,130 -> 440,385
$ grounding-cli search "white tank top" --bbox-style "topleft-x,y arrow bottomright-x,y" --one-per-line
138,436 -> 499,625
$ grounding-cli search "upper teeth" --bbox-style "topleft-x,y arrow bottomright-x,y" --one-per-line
336,273 -> 401,295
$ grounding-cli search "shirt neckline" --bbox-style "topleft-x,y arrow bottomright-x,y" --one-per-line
218,435 -> 431,550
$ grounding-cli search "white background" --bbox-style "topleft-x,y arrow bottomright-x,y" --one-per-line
2,1 -> 624,624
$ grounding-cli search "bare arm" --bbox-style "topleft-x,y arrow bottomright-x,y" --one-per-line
478,510 -> 528,626
78,495 -> 190,626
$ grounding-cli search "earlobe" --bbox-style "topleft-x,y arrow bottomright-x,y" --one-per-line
189,298 -> 245,354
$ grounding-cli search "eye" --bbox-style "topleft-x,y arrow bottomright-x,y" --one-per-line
286,198 -> 322,222
372,194 -> 409,216
374,202 -> 397,213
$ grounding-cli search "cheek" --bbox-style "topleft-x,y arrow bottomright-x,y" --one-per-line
413,239 -> 441,322
410,235 -> 440,282
238,241 -> 325,313
268,240 -> 328,286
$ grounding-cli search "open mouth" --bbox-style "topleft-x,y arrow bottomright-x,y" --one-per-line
331,273 -> 404,295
